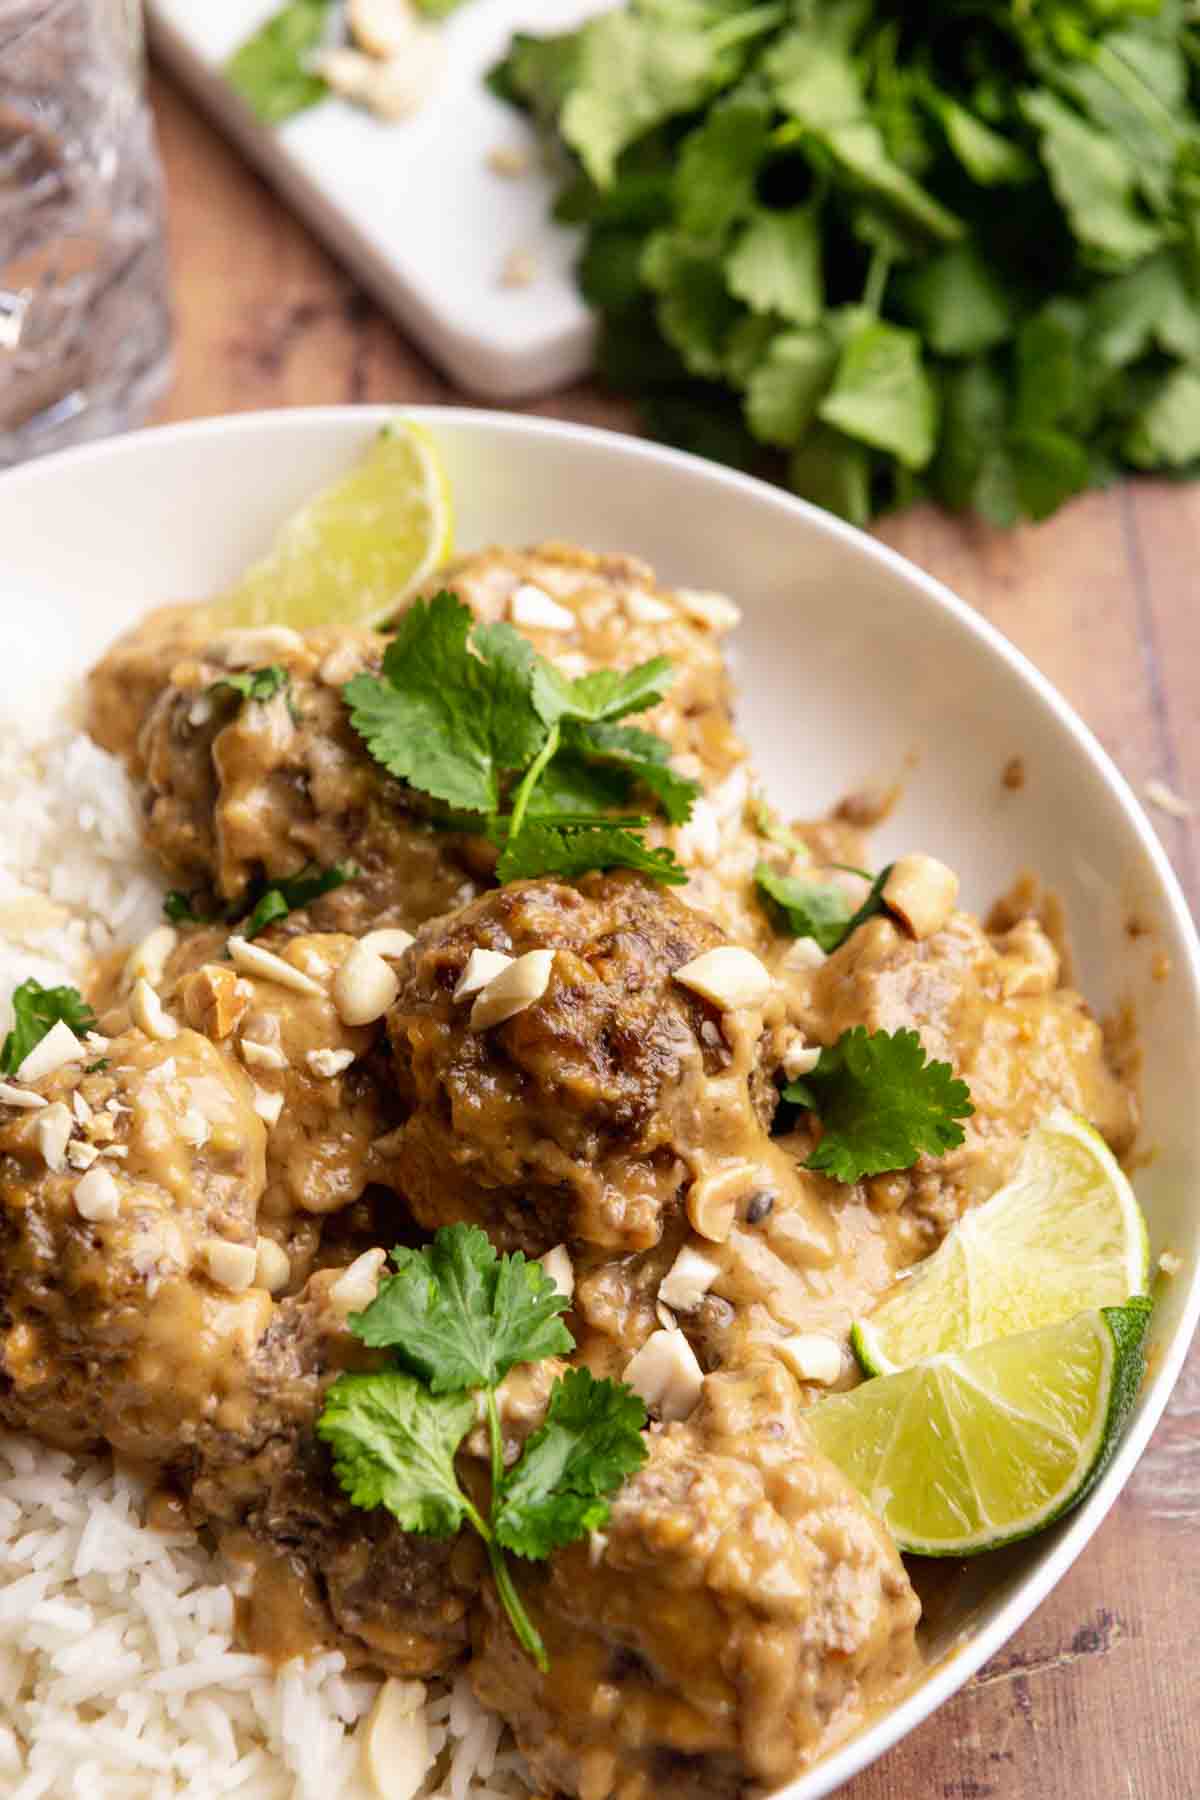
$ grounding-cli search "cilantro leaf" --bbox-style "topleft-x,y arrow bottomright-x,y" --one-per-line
496,823 -> 689,886
242,861 -> 355,940
673,92 -> 770,239
346,594 -> 695,888
894,245 -> 1017,358
924,91 -> 1036,187
755,864 -> 854,953
726,206 -> 824,326
225,0 -> 333,125
765,24 -> 864,130
1021,89 -> 1165,271
348,1225 -> 573,1395
1,980 -> 97,1076
745,327 -> 838,448
757,860 -> 892,952
532,655 -> 675,729
164,890 -> 199,925
344,593 -> 548,815
560,8 -> 761,188
837,862 -> 893,942
641,233 -> 742,379
784,1025 -> 974,1183
1088,252 -> 1200,370
316,1372 -> 476,1537
1123,365 -> 1200,469
488,29 -> 583,129
208,665 -> 289,705
564,721 -> 700,825
494,1368 -> 648,1560
818,320 -> 939,471
787,424 -> 872,528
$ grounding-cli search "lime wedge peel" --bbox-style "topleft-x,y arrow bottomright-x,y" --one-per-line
204,418 -> 454,632
852,1108 -> 1150,1379
809,1299 -> 1152,1557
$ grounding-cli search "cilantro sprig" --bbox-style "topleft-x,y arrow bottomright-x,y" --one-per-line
317,1224 -> 648,1671
1,980 -> 96,1077
343,591 -> 698,886
783,1025 -> 973,1184
163,861 -> 356,938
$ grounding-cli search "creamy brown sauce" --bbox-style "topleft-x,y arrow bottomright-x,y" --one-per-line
0,543 -> 1140,1798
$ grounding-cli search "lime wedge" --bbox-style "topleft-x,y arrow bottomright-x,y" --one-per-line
205,419 -> 454,631
852,1108 -> 1149,1378
809,1300 -> 1151,1555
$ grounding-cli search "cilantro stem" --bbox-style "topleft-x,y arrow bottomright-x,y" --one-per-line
485,1388 -> 505,1499
506,720 -> 560,841
863,246 -> 892,319
486,1540 -> 550,1672
483,1388 -> 549,1673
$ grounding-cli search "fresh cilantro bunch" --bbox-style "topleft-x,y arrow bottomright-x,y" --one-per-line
783,1025 -> 974,1182
493,0 -> 1200,526
343,590 -> 699,884
1,980 -> 96,1076
317,1224 -> 648,1670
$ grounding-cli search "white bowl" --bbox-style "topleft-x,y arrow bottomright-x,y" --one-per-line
1,407 -> 1197,1797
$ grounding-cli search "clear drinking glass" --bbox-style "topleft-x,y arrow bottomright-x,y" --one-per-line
0,0 -> 172,466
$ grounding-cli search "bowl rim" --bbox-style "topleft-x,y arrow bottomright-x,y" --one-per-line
4,403 -> 1198,1797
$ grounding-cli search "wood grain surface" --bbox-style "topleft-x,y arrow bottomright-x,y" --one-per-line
148,69 -> 1199,1800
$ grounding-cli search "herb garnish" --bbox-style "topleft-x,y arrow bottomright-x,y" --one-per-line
162,862 -> 356,937
493,0 -> 1200,527
226,1 -> 334,125
1,980 -> 97,1076
756,861 -> 893,953
207,665 -> 290,706
317,1224 -> 648,1671
241,862 -> 357,939
783,1025 -> 973,1184
163,891 -> 199,926
344,591 -> 698,885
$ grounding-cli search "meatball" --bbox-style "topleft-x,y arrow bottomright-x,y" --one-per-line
86,600 -> 215,774
89,927 -> 405,1284
102,622 -> 478,930
384,873 -> 784,1257
188,1274 -> 481,1679
790,909 -> 1137,1240
87,547 -> 805,952
470,1362 -> 921,1799
0,1025 -> 271,1461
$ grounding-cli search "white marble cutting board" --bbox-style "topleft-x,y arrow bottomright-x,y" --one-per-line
147,0 -> 608,398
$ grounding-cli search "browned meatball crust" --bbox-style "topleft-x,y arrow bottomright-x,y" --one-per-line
384,873 -> 781,1257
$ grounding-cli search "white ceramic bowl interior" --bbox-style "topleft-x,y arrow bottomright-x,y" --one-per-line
1,408 -> 1197,1797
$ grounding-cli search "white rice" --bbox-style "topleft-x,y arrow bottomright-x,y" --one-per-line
0,663 -> 529,1798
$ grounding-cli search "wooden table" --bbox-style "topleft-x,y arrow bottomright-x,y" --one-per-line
149,69 -> 1199,1800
